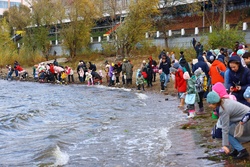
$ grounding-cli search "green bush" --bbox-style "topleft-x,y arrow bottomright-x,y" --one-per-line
207,26 -> 245,49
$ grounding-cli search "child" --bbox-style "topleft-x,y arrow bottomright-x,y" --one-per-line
170,62 -> 186,108
183,71 -> 199,118
65,66 -> 74,83
136,71 -> 145,91
60,71 -> 67,84
194,68 -> 207,114
158,69 -> 165,92
6,65 -> 14,80
85,71 -> 93,86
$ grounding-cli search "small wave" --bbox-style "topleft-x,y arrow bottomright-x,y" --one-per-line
96,85 -> 131,92
135,93 -> 148,100
53,145 -> 69,166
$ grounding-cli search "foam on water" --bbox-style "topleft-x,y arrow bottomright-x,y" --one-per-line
135,92 -> 148,99
53,145 -> 69,166
96,84 -> 131,91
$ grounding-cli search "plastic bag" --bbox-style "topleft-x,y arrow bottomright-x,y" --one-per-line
185,94 -> 196,104
234,123 -> 244,138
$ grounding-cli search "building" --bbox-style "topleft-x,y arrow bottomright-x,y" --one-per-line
0,0 -> 28,16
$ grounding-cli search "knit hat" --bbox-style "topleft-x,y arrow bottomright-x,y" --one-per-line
237,49 -> 245,56
213,49 -> 220,56
183,71 -> 190,80
170,67 -> 177,73
243,86 -> 250,99
194,67 -> 203,76
209,55 -> 215,61
207,91 -> 221,104
173,62 -> 179,69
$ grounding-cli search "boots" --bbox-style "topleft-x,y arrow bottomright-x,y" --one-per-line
234,149 -> 249,159
187,110 -> 195,118
88,81 -> 90,86
229,149 -> 238,157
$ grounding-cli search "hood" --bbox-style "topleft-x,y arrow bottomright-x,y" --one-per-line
211,59 -> 222,66
228,55 -> 244,71
212,82 -> 228,98
198,56 -> 204,62
179,57 -> 187,65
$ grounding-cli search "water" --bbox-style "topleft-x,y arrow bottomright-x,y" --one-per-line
0,80 -> 222,167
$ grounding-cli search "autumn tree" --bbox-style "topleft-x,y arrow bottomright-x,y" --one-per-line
0,18 -> 16,66
115,0 -> 159,57
7,4 -> 31,31
57,0 -> 102,58
23,0 -> 58,60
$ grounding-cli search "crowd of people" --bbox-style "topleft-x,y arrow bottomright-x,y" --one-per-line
4,40 -> 250,160
166,40 -> 250,160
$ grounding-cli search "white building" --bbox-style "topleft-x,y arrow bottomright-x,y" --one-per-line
0,0 -> 28,15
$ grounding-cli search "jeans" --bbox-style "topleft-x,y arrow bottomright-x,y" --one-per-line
6,71 -> 13,80
229,134 -> 244,151
15,70 -> 18,77
164,74 -> 169,87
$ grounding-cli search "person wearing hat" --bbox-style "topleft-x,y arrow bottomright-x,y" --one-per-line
209,56 -> 226,85
207,91 -> 250,159
170,63 -> 186,108
122,59 -> 133,85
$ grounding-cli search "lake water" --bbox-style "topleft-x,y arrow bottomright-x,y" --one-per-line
0,80 -> 223,167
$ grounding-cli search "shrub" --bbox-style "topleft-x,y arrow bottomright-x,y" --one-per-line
207,26 -> 245,49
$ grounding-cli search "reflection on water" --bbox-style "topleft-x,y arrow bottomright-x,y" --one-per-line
0,80 -> 221,166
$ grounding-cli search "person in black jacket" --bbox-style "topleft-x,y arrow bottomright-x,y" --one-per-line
159,55 -> 171,88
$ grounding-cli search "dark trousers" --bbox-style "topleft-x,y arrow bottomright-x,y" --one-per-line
68,75 -> 74,83
137,84 -> 145,90
161,81 -> 165,90
198,91 -> 204,109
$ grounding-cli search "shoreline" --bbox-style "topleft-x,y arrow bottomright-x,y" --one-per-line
1,68 -> 250,166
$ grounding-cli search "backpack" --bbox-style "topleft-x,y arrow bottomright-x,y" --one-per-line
195,74 -> 207,93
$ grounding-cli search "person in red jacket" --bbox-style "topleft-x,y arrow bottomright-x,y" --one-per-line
170,62 -> 186,108
209,58 -> 226,85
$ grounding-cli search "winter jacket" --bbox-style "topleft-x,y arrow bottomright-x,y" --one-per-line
108,65 -> 114,77
175,68 -> 186,93
228,56 -> 250,106
136,76 -> 144,85
186,75 -> 200,103
122,61 -> 133,79
159,59 -> 171,75
65,67 -> 73,75
209,60 -> 226,85
219,99 -> 250,147
192,56 -> 209,76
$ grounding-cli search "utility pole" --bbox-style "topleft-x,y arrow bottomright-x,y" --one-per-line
202,2 -> 205,28
222,0 -> 226,29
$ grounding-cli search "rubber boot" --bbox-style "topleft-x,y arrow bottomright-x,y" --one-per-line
187,110 -> 195,118
88,81 -> 90,86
